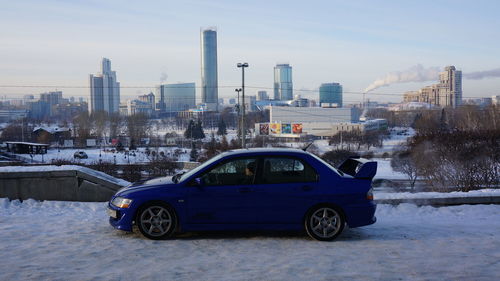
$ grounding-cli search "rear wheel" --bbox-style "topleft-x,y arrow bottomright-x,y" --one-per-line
136,203 -> 177,240
305,206 -> 345,241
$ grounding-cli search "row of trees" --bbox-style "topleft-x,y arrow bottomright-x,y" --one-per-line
73,111 -> 149,146
391,105 -> 500,192
328,129 -> 388,150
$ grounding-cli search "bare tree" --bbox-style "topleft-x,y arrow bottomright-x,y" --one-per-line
391,147 -> 419,192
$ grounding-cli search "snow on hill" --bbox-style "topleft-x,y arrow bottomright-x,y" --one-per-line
1,198 -> 499,280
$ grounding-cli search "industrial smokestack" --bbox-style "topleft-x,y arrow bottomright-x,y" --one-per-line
364,64 -> 441,93
463,68 -> 500,80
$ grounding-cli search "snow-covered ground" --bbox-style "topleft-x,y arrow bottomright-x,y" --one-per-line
13,147 -> 191,164
311,127 -> 415,156
373,158 -> 407,180
376,188 -> 500,200
1,198 -> 499,280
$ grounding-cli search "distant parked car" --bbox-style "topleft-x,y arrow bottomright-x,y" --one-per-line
73,151 -> 88,159
107,148 -> 377,241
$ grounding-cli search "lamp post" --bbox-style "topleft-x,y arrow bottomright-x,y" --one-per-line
236,62 -> 249,148
235,88 -> 242,143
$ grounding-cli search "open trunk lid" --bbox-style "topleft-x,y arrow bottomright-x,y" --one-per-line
338,158 -> 377,180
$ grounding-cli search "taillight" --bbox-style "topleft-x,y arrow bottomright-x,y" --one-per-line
366,188 -> 374,200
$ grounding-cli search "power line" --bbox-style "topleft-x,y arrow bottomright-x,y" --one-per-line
0,84 -> 493,99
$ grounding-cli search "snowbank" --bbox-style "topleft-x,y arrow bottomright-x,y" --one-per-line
376,188 -> 500,200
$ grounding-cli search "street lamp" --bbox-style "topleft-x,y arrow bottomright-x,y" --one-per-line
235,88 -> 242,142
236,62 -> 249,148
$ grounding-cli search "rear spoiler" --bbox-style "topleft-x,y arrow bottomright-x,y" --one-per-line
337,158 -> 377,180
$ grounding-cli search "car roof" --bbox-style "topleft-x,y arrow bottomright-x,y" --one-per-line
221,147 -> 310,157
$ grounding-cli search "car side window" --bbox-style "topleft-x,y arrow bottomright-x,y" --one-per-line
262,157 -> 317,184
200,158 -> 257,186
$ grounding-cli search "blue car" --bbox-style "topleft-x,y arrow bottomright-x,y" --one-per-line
107,148 -> 377,241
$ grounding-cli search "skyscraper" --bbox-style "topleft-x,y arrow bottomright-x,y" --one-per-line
200,27 -> 218,111
274,63 -> 293,100
256,90 -> 269,101
40,91 -> 64,116
319,83 -> 343,107
156,83 -> 196,113
438,66 -> 462,108
89,58 -> 120,113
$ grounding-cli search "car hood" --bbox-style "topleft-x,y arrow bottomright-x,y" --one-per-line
115,176 -> 175,196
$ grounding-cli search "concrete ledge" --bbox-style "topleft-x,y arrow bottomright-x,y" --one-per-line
375,196 -> 500,206
0,167 -> 128,202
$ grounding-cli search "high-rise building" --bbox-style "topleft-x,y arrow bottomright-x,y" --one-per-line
438,66 -> 462,107
201,27 -> 218,111
89,58 -> 120,113
156,83 -> 196,113
403,65 -> 462,108
319,83 -> 343,107
37,91 -> 63,117
274,63 -> 293,100
492,95 -> 500,105
256,90 -> 269,101
40,91 -> 63,106
138,92 -> 156,111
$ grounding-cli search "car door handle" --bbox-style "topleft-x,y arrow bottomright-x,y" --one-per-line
302,185 -> 313,191
239,187 -> 252,193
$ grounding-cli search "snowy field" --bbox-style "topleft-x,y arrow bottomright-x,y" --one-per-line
376,188 -> 500,200
1,198 -> 499,281
13,147 -> 191,164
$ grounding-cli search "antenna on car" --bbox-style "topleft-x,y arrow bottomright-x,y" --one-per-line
302,142 -> 314,151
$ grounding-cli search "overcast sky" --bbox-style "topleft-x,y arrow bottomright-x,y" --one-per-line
1,0 -> 499,103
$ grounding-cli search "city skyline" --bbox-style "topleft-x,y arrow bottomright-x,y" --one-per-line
1,0 -> 500,103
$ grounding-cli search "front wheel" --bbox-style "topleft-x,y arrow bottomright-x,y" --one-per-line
305,206 -> 345,241
136,203 -> 177,240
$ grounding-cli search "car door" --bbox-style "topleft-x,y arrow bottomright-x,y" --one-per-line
186,157 -> 258,224
252,156 -> 319,224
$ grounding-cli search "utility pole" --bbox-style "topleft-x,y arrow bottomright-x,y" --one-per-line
237,63 -> 249,148
235,88 -> 242,144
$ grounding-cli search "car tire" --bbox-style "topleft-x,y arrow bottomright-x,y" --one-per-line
305,205 -> 345,241
136,202 -> 177,240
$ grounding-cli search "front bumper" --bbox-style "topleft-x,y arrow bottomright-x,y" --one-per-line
107,203 -> 134,232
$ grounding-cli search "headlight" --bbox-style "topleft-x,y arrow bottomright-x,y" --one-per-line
111,197 -> 133,208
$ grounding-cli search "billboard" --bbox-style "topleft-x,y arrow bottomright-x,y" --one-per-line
281,123 -> 291,134
269,123 -> 281,134
259,123 -> 269,135
292,123 -> 303,134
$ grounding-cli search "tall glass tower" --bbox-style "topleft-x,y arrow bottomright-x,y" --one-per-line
319,83 -> 343,107
201,27 -> 218,111
274,64 -> 293,100
89,58 -> 120,113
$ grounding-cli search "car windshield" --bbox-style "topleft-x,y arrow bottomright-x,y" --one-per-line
176,152 -> 228,183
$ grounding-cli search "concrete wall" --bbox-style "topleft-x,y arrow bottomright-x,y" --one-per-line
375,196 -> 500,206
0,169 -> 125,202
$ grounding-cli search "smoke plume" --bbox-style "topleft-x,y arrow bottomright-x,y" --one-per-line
160,72 -> 168,83
463,68 -> 500,80
364,64 -> 441,93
